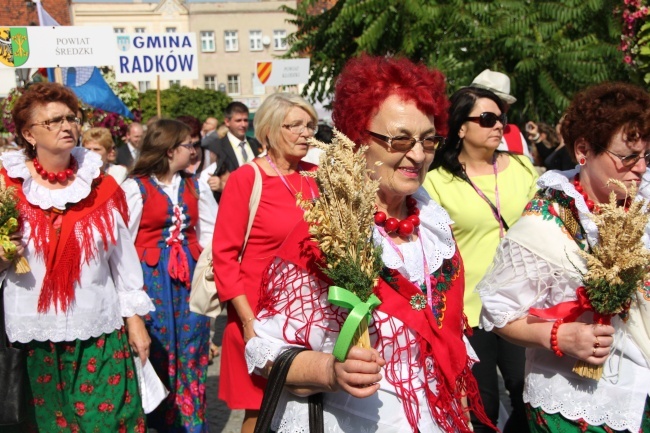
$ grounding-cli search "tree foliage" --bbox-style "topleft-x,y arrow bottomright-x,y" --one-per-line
283,0 -> 630,124
139,85 -> 232,123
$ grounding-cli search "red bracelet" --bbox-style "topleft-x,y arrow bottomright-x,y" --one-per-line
551,319 -> 564,357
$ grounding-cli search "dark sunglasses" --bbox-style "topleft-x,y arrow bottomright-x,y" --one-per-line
466,112 -> 507,128
366,130 -> 445,153
605,149 -> 650,167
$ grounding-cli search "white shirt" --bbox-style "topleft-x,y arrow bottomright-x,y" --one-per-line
1,148 -> 154,343
227,131 -> 255,167
127,141 -> 139,161
121,173 -> 218,248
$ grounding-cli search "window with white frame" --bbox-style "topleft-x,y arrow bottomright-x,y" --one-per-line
227,74 -> 240,95
224,30 -> 238,52
166,27 -> 177,33
169,80 -> 180,87
201,31 -> 215,52
252,73 -> 265,95
204,75 -> 216,90
249,30 -> 262,51
273,29 -> 287,50
138,81 -> 150,93
114,27 -> 125,34
135,27 -> 146,34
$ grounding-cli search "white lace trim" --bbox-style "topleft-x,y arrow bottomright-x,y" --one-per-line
1,147 -> 102,210
537,168 -> 598,246
119,291 -> 156,318
478,239 -> 580,331
373,187 -> 455,284
6,313 -> 125,343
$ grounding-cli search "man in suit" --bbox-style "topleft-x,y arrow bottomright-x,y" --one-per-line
208,102 -> 262,202
116,122 -> 144,170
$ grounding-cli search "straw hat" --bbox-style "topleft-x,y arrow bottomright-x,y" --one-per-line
469,69 -> 517,105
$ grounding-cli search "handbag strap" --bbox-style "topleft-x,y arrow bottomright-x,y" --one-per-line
254,347 -> 323,433
0,281 -> 7,350
238,161 -> 262,262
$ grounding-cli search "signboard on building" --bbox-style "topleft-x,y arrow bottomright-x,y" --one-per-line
115,33 -> 198,81
256,58 -> 310,86
0,26 -> 117,69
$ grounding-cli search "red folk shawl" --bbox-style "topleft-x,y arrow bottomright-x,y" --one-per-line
257,219 -> 493,432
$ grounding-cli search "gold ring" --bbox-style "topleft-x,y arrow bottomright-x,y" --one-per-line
594,337 -> 600,348
592,347 -> 597,356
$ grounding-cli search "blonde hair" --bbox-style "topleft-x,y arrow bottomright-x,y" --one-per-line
254,93 -> 317,149
82,127 -> 114,152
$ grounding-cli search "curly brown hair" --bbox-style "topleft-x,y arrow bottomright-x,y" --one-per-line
561,82 -> 650,161
11,82 -> 79,159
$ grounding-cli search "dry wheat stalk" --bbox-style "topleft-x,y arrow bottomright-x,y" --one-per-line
299,130 -> 383,359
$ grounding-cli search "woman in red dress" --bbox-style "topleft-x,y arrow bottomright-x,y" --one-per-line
212,93 -> 319,433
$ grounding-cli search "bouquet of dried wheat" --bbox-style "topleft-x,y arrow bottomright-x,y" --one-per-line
300,130 -> 383,362
0,171 -> 29,273
573,180 -> 650,379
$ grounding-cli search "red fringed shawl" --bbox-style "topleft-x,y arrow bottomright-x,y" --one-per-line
257,219 -> 495,433
2,169 -> 129,314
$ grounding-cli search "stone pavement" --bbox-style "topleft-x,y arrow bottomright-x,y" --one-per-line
206,312 -> 244,433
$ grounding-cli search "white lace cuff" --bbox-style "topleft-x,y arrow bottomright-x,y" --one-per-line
119,291 -> 155,318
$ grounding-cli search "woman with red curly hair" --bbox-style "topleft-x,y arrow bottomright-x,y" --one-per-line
479,82 -> 650,433
245,55 -> 492,432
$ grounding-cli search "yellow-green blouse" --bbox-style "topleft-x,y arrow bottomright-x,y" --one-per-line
424,155 -> 539,327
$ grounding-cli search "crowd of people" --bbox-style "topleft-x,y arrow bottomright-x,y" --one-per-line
1,53 -> 650,433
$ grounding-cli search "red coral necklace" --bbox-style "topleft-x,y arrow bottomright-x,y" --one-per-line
33,156 -> 77,183
572,174 -> 596,212
374,195 -> 421,237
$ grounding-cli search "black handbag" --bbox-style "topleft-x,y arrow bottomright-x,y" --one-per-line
0,284 -> 27,426
254,347 -> 324,433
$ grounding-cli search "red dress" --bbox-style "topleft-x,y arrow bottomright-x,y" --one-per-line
213,161 -> 317,409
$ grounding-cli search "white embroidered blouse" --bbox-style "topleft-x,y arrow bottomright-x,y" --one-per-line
478,168 -> 650,432
121,173 -> 217,248
2,148 -> 155,343
246,188 -> 477,433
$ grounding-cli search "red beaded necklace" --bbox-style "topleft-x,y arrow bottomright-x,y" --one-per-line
374,195 -> 421,237
33,156 -> 77,183
572,174 -> 595,212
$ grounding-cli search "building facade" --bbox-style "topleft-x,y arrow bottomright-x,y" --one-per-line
72,0 -> 193,92
71,0 -> 297,111
188,0 -> 296,111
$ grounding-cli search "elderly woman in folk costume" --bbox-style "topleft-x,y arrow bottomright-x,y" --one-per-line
245,55 -> 493,433
1,82 -> 153,432
478,82 -> 650,433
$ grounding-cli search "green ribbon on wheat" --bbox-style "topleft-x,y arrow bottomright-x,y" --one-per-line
328,286 -> 381,362
0,217 -> 18,260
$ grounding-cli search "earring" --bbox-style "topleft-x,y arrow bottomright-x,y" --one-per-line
579,157 -> 586,166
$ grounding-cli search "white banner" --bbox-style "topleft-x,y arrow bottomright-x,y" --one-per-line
256,58 -> 310,86
0,26 -> 117,69
115,33 -> 198,81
